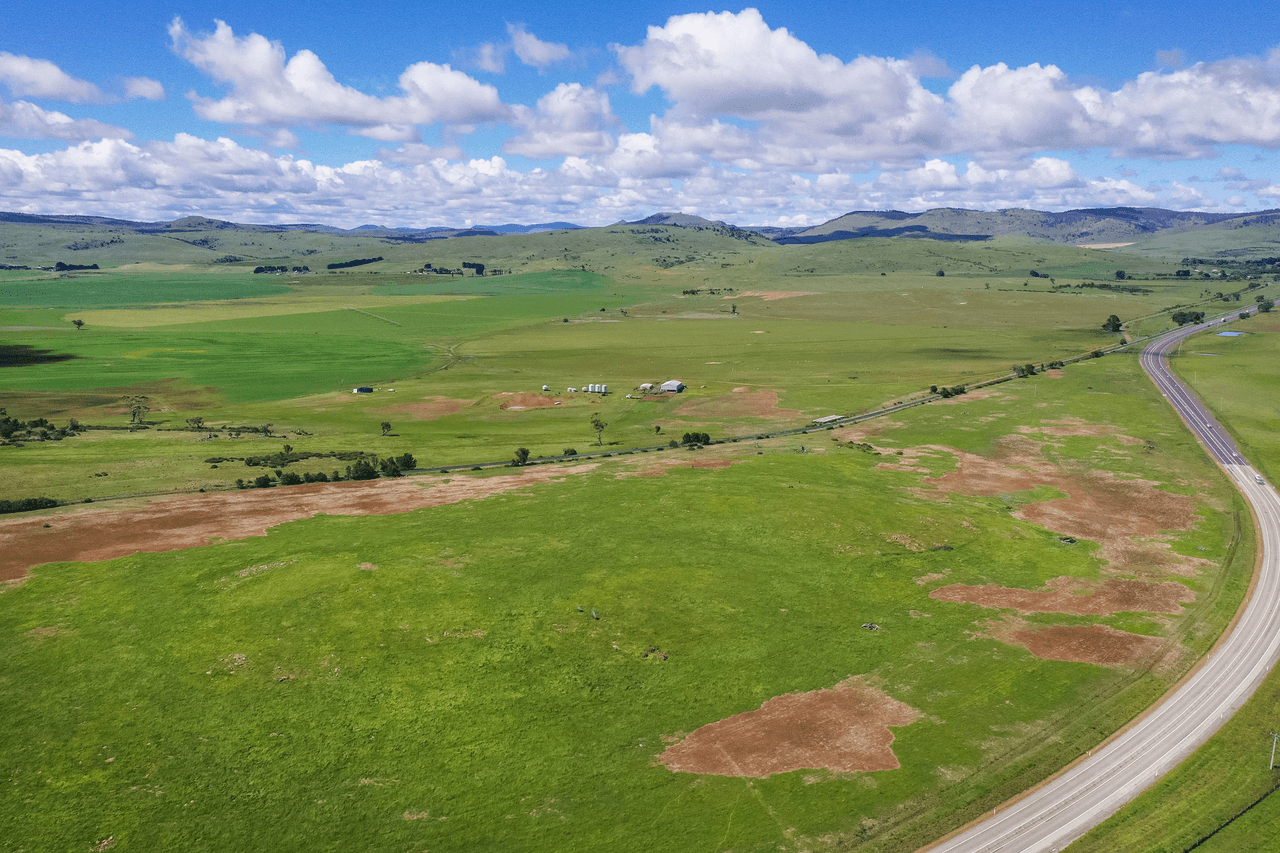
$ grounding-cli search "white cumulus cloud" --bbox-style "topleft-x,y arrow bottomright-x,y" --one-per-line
0,52 -> 104,103
170,18 -> 508,130
0,97 -> 131,141
505,83 -> 616,159
508,24 -> 572,69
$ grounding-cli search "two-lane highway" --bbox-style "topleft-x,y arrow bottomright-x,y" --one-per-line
924,312 -> 1280,853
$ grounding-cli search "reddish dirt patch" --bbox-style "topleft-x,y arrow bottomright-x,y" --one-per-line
924,435 -> 1206,575
616,457 -> 742,478
930,576 -> 1193,615
674,390 -> 801,421
728,290 -> 819,301
1015,417 -> 1143,444
377,396 -> 473,420
494,392 -> 570,409
0,465 -> 598,582
831,420 -> 903,442
659,676 -> 920,777
1009,624 -> 1166,667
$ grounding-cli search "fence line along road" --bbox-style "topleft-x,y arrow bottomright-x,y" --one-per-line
922,308 -> 1280,853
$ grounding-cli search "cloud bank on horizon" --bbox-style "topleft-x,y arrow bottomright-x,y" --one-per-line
1,4 -> 1279,227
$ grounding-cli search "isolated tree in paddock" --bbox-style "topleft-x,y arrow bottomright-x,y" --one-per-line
122,395 -> 150,424
1102,314 -> 1123,332
380,421 -> 392,436
71,319 -> 84,330
186,416 -> 204,430
513,447 -> 530,466
590,413 -> 608,446
1115,270 -> 1126,280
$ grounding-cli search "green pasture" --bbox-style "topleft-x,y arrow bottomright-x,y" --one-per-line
0,353 -> 1250,852
0,270 -> 290,309
0,227 -> 1268,851
1073,311 -> 1280,853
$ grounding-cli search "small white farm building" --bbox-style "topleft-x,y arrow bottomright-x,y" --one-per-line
660,380 -> 685,393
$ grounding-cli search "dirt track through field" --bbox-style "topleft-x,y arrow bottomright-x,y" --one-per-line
0,465 -> 597,581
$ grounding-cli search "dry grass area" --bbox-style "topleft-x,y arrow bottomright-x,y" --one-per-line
673,389 -> 801,420
376,395 -> 474,419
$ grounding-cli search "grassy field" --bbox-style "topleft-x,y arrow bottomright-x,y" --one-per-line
0,225 -> 1268,851
0,359 -> 1250,852
1071,310 -> 1280,853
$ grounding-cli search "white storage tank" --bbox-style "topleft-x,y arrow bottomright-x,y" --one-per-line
602,384 -> 608,394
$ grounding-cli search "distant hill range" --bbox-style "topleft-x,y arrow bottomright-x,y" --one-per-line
4,206 -> 1280,247
0,212 -> 583,241
758,207 -> 1280,245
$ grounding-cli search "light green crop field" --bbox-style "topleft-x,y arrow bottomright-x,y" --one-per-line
0,226 -> 1269,852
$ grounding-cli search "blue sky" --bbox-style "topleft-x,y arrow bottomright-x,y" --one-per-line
2,2 -> 1279,226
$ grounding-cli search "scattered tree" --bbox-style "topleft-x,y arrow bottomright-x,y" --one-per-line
936,269 -> 945,277
380,421 -> 392,436
1102,314 -> 1123,332
1260,300 -> 1274,313
1115,270 -> 1126,280
563,448 -> 577,456
186,416 -> 205,430
513,447 -> 530,466
280,471 -> 303,486
122,395 -> 150,424
590,413 -> 608,446
349,459 -> 379,480
71,319 -> 84,331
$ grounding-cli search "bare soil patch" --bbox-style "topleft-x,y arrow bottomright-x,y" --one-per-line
1009,624 -> 1165,667
832,420 -> 903,443
1015,416 -> 1142,444
0,465 -> 598,581
924,435 -> 1206,575
377,396 -> 473,420
494,392 -> 570,409
674,390 -> 801,421
929,576 -> 1194,615
728,291 -> 819,301
659,676 -> 920,777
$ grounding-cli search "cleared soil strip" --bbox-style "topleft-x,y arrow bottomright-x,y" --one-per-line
659,676 -> 921,777
929,577 -> 1194,615
0,465 -> 597,581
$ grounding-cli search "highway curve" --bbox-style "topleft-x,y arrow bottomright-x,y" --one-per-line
923,312 -> 1280,853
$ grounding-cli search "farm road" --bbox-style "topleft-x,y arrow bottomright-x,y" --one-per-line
923,310 -> 1280,853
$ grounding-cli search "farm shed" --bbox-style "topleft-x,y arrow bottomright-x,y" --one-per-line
813,415 -> 844,425
660,380 -> 685,393
638,383 -> 654,391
